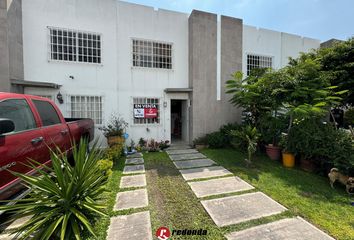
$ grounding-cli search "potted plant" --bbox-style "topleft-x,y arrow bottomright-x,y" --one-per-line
99,115 -> 128,147
279,133 -> 295,168
260,114 -> 286,161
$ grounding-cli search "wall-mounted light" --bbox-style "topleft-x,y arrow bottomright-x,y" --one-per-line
57,92 -> 64,104
163,101 -> 167,108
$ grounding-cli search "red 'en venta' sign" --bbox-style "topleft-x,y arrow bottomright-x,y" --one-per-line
144,108 -> 157,118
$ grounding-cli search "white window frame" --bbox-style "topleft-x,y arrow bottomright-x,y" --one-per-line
132,97 -> 161,125
47,26 -> 103,65
246,53 -> 273,76
67,95 -> 104,125
131,38 -> 173,70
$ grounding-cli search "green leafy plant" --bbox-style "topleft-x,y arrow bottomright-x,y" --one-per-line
344,108 -> 354,127
97,159 -> 113,177
231,126 -> 260,165
206,131 -> 226,148
0,140 -> 108,240
99,115 -> 128,138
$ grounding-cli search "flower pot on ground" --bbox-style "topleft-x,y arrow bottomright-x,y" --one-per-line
99,115 -> 128,146
300,158 -> 317,172
282,152 -> 295,168
265,144 -> 281,160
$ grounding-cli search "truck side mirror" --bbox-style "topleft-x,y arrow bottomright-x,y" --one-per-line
0,118 -> 15,135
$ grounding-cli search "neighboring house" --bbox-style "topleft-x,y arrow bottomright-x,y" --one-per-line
0,0 -> 321,145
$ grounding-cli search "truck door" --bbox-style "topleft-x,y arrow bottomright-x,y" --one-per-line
0,98 -> 48,200
31,99 -> 71,153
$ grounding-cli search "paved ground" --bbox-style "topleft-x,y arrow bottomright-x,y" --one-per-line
114,189 -> 149,211
123,164 -> 145,174
107,211 -> 152,240
125,157 -> 144,165
226,217 -> 335,240
179,166 -> 232,181
166,145 -> 334,239
169,152 -> 207,161
126,152 -> 143,158
201,192 -> 287,227
188,176 -> 254,198
119,174 -> 146,188
173,158 -> 216,169
166,149 -> 199,155
107,153 -> 152,239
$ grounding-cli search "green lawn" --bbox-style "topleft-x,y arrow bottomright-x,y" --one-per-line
201,148 -> 354,240
93,149 -> 353,240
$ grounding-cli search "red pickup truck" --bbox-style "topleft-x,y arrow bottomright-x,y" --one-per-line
0,93 -> 94,200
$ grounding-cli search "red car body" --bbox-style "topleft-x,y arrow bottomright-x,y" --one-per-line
0,92 -> 94,200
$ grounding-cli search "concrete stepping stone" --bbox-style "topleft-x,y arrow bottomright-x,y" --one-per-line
169,153 -> 206,161
125,158 -> 144,165
179,166 -> 232,181
168,145 -> 192,150
120,174 -> 146,188
225,217 -> 334,240
173,159 -> 216,169
188,176 -> 254,198
107,211 -> 152,240
4,215 -> 32,231
123,165 -> 145,174
166,149 -> 198,155
126,152 -> 143,158
201,192 -> 287,227
114,189 -> 148,211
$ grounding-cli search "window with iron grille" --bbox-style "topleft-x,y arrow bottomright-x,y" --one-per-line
48,27 -> 101,64
68,96 -> 103,125
246,54 -> 272,75
132,39 -> 172,69
133,98 -> 160,124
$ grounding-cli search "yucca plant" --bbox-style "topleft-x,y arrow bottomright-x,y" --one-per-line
0,139 -> 108,240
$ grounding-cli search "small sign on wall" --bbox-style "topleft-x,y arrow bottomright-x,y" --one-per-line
134,104 -> 158,119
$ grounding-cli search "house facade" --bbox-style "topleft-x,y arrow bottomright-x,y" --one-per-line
0,0 -> 320,145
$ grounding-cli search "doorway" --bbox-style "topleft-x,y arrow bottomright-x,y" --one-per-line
171,100 -> 188,143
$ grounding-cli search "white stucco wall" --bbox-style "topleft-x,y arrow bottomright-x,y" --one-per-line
22,0 -> 189,145
242,25 -> 320,75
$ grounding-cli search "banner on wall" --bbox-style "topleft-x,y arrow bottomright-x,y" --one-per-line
133,104 -> 158,119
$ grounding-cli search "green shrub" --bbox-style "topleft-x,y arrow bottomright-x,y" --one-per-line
0,139 -> 108,240
105,142 -> 124,161
99,115 -> 128,138
344,108 -> 354,127
193,135 -> 208,146
97,159 -> 113,177
288,118 -> 354,175
206,131 -> 226,148
219,123 -> 242,146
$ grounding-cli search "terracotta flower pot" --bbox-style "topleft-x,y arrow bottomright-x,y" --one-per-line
300,158 -> 317,172
265,145 -> 281,161
282,152 -> 295,168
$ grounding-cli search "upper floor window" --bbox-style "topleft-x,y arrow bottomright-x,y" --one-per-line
132,39 -> 172,69
247,54 -> 273,76
48,27 -> 102,64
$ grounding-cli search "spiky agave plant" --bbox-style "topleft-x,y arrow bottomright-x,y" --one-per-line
0,139 -> 108,240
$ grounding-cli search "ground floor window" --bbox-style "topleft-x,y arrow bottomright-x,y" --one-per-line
68,95 -> 103,125
133,97 -> 160,124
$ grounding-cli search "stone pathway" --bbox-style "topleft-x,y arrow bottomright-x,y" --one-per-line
166,144 -> 334,239
107,153 -> 152,240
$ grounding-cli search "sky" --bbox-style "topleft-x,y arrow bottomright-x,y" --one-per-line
123,0 -> 353,42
